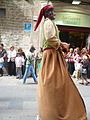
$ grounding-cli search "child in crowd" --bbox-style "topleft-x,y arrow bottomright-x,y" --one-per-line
80,56 -> 89,85
15,52 -> 25,79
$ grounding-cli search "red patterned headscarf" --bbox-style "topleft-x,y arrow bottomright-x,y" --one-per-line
34,5 -> 53,31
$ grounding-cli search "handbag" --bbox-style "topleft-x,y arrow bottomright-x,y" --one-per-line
0,57 -> 4,63
81,68 -> 87,74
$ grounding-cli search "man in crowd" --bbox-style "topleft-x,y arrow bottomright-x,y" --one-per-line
0,43 -> 7,77
23,46 -> 37,84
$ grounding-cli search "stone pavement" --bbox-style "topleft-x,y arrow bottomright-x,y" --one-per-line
0,76 -> 90,120
73,78 -> 90,120
0,76 -> 38,120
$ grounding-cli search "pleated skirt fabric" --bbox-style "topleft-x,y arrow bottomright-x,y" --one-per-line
38,49 -> 87,120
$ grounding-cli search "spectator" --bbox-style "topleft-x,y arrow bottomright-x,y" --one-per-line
74,47 -> 80,56
15,52 -> 25,79
7,45 -> 16,76
67,48 -> 75,75
18,48 -> 26,76
87,56 -> 90,79
0,43 -> 7,77
81,47 -> 88,57
23,46 -> 37,84
80,55 -> 89,85
73,49 -> 81,79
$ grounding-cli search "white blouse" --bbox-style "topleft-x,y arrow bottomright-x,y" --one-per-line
7,50 -> 16,62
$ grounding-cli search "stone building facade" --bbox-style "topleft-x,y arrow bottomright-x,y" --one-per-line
0,0 -> 42,51
0,0 -> 90,51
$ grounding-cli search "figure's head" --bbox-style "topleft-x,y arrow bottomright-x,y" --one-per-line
18,48 -> 23,53
34,5 -> 54,31
0,43 -> 4,50
9,45 -> 14,51
43,7 -> 55,20
30,46 -> 36,53
16,52 -> 21,57
81,48 -> 88,54
69,48 -> 73,52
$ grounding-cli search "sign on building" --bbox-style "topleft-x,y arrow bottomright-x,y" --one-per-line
24,23 -> 32,31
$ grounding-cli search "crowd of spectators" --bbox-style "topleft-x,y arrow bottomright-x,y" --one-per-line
0,43 -> 90,85
0,44 -> 41,81
63,47 -> 90,85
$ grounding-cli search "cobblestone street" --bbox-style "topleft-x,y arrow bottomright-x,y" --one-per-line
0,76 -> 90,120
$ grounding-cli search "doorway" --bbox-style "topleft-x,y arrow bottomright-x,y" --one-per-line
59,31 -> 89,49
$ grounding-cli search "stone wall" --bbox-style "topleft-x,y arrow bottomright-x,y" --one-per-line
0,0 -> 41,51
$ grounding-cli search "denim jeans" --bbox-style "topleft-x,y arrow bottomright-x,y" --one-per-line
16,67 -> 22,78
0,63 -> 4,75
23,64 -> 37,83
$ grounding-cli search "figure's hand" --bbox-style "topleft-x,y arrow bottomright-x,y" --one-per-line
61,42 -> 70,50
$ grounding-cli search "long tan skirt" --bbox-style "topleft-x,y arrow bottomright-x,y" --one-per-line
38,49 -> 87,120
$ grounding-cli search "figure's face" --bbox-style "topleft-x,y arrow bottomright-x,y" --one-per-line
18,49 -> 22,53
10,47 -> 14,51
81,48 -> 87,54
48,10 -> 56,20
70,48 -> 73,52
0,45 -> 3,50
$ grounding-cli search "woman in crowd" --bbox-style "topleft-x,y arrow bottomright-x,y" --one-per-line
73,48 -> 81,79
67,48 -> 75,75
7,45 -> 16,76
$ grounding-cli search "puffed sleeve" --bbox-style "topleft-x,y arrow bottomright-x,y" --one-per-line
44,19 -> 61,50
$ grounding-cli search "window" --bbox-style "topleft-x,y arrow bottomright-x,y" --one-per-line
0,8 -> 6,16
